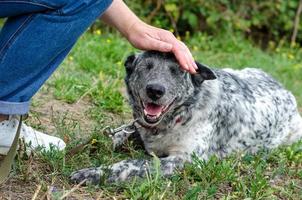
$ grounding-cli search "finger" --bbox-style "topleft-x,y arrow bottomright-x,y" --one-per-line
172,43 -> 196,73
188,50 -> 198,71
154,30 -> 197,73
182,49 -> 196,74
145,37 -> 173,52
170,39 -> 196,73
157,32 -> 191,70
172,46 -> 190,72
179,41 -> 198,71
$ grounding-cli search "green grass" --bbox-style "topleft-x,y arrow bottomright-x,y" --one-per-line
8,31 -> 302,199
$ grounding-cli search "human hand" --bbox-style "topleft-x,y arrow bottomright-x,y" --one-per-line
101,0 -> 197,73
125,21 -> 197,73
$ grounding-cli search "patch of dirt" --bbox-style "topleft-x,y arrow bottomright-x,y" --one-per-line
0,175 -> 110,200
28,88 -> 96,135
28,85 -> 132,136
0,178 -> 36,199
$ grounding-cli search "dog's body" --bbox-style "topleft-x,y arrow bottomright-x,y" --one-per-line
71,51 -> 302,184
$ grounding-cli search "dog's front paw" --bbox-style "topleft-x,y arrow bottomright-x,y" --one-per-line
70,167 -> 103,185
110,131 -> 132,150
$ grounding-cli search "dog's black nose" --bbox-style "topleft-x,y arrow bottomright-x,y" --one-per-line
146,84 -> 166,101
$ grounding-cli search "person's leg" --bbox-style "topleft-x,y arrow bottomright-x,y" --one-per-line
0,0 -> 113,153
0,0 -> 112,115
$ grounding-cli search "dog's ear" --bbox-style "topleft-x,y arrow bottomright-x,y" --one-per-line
124,54 -> 137,75
191,62 -> 216,86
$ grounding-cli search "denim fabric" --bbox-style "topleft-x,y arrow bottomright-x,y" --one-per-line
0,0 -> 112,114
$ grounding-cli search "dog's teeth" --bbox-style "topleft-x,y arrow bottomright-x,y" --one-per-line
149,115 -> 157,120
145,114 -> 159,123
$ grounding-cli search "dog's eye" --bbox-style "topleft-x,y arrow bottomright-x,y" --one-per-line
146,63 -> 153,70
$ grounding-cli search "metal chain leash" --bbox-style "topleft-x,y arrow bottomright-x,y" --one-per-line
103,118 -> 139,136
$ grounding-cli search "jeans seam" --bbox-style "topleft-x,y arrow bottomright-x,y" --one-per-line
0,1 -> 56,10
0,15 -> 34,61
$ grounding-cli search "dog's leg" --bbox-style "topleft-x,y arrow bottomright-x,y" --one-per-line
111,130 -> 144,150
70,155 -> 186,184
111,130 -> 134,150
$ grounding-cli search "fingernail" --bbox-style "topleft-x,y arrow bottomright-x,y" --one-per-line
193,62 -> 198,70
188,67 -> 195,74
184,64 -> 189,70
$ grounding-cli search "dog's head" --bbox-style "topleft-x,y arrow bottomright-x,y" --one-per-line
124,51 -> 216,128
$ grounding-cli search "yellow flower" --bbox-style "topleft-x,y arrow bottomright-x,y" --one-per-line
91,138 -> 97,144
169,28 -> 174,33
117,61 -> 122,66
275,48 -> 280,53
106,39 -> 111,43
68,56 -> 74,61
176,36 -> 181,41
288,53 -> 294,60
95,29 -> 102,35
193,46 -> 199,51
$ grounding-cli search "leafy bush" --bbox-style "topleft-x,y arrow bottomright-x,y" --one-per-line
125,0 -> 302,45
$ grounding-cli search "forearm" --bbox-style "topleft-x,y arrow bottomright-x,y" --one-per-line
101,0 -> 141,38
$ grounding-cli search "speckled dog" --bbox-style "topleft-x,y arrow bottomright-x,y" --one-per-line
71,51 -> 302,185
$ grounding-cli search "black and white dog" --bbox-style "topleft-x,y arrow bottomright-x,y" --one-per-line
71,51 -> 302,184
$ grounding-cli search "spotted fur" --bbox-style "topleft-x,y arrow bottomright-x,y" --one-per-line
71,51 -> 302,184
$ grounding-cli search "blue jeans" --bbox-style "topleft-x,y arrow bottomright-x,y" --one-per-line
0,0 -> 112,115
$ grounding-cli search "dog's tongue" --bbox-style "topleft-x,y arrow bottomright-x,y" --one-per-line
144,103 -> 162,116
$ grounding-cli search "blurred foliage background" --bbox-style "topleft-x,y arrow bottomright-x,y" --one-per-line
123,0 -> 302,47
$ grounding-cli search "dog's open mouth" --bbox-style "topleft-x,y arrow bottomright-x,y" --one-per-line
142,98 -> 176,125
